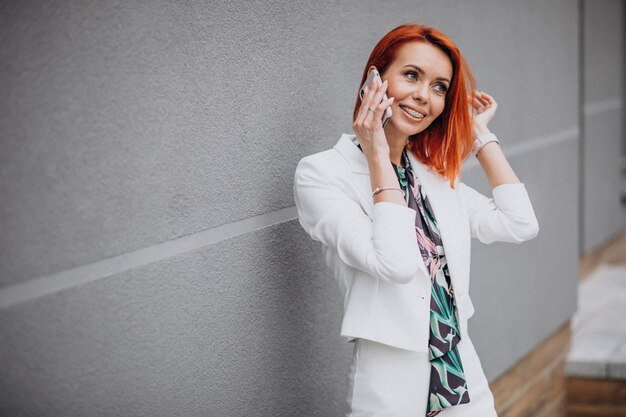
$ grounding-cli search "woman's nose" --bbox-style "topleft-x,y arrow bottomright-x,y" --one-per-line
412,82 -> 429,103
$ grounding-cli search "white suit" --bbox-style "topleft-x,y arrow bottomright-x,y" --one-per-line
293,133 -> 539,416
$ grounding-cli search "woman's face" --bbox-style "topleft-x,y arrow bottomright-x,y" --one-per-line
379,41 -> 453,138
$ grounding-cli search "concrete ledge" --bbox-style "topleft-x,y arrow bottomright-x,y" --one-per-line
566,265 -> 626,379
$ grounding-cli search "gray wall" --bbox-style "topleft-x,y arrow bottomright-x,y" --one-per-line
0,1 -> 599,416
582,0 -> 625,253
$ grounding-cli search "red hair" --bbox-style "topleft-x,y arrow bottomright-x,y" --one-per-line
352,24 -> 475,188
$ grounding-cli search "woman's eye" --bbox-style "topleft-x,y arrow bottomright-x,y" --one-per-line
405,71 -> 417,80
434,83 -> 448,93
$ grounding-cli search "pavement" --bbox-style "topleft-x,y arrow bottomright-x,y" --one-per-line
566,264 -> 626,379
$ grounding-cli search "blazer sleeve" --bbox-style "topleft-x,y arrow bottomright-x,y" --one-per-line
293,155 -> 421,284
459,182 -> 540,244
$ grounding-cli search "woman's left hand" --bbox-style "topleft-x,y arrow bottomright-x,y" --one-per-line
469,90 -> 497,137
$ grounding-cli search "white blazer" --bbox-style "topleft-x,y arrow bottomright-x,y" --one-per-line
293,133 -> 539,352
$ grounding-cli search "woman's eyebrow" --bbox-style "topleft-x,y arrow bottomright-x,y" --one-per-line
402,64 -> 450,84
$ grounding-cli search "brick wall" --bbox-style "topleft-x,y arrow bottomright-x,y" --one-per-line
490,322 -> 571,417
566,378 -> 626,416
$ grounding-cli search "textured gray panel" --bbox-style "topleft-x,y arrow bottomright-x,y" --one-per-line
583,108 -> 625,251
461,139 -> 579,381
1,0 -> 579,286
582,0 -> 626,252
421,0 -> 580,141
0,0 -> 424,285
0,221 -> 353,417
584,0 -> 624,103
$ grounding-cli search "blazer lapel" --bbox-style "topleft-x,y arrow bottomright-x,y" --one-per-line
333,134 -> 375,209
333,133 -> 369,174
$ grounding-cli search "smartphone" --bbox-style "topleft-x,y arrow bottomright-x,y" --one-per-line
359,68 -> 392,127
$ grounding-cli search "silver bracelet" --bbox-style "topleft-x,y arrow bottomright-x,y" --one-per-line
372,187 -> 403,197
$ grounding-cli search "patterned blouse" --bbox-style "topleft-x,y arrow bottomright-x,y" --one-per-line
392,149 -> 470,417
357,142 -> 470,415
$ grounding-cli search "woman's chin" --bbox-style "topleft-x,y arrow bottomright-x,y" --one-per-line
391,121 -> 428,137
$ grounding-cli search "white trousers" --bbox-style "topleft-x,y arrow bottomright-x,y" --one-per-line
345,333 -> 498,417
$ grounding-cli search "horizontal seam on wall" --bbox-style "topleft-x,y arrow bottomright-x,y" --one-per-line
463,126 -> 578,170
0,206 -> 297,309
583,97 -> 622,116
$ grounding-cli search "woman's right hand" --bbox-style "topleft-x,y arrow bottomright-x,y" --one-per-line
352,76 -> 395,164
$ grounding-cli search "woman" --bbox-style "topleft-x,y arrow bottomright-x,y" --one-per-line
293,24 -> 539,416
